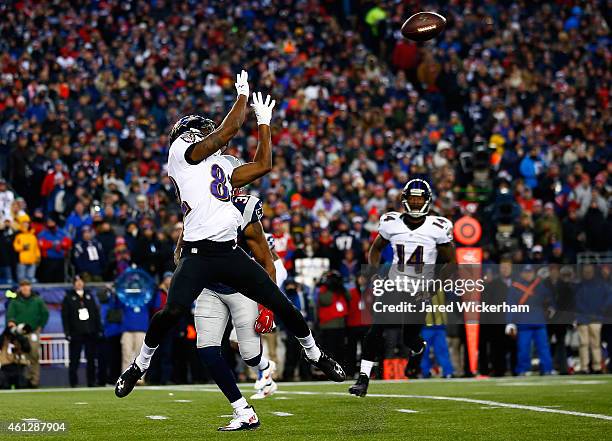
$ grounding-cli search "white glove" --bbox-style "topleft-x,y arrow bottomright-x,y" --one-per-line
234,70 -> 249,97
251,92 -> 275,126
505,323 -> 517,337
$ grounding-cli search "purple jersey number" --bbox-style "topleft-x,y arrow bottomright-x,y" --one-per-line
210,164 -> 231,202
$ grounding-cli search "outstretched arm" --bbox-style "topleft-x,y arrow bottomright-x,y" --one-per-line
231,92 -> 275,188
187,71 -> 249,163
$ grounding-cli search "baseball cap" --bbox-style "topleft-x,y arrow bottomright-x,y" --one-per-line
162,271 -> 173,280
532,245 -> 543,253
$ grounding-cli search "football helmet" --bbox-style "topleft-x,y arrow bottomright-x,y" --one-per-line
401,178 -> 433,218
168,114 -> 215,145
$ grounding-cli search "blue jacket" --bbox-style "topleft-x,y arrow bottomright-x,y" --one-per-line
73,239 -> 105,276
38,228 -> 70,260
507,276 -> 553,325
100,294 -> 123,338
575,278 -> 609,324
519,155 -> 543,189
121,302 -> 150,332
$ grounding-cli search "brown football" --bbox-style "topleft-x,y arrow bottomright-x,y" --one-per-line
401,11 -> 446,42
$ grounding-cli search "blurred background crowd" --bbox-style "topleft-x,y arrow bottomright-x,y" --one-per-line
0,0 -> 610,387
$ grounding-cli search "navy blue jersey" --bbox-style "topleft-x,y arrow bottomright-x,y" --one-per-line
207,195 -> 263,294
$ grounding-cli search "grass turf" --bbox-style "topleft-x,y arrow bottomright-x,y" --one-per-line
1,375 -> 611,440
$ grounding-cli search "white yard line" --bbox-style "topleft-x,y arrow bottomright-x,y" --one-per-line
276,391 -> 612,422
396,409 -> 419,413
271,412 -> 293,417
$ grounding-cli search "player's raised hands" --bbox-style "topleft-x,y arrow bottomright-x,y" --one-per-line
251,92 -> 275,126
234,70 -> 250,98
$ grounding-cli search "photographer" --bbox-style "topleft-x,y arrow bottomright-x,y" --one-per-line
316,270 -> 350,370
0,323 -> 31,389
6,279 -> 48,388
61,276 -> 102,387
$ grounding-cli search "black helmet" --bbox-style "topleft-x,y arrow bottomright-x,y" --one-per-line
401,178 -> 433,218
168,115 -> 215,145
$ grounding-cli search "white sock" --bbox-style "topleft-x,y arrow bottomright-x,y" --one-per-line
297,332 -> 321,362
135,342 -> 158,371
360,360 -> 374,377
230,397 -> 248,411
257,356 -> 270,371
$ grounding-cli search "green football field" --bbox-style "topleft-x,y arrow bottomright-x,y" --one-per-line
2,375 -> 611,440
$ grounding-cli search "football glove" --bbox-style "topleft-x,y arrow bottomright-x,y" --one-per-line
254,305 -> 275,334
234,70 -> 250,98
251,92 -> 275,126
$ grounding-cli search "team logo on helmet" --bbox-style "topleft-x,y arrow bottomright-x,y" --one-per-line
401,178 -> 433,218
169,114 -> 216,145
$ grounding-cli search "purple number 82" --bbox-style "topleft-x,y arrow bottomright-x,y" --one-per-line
210,164 -> 231,202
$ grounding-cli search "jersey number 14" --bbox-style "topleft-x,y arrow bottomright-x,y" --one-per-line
396,244 -> 423,273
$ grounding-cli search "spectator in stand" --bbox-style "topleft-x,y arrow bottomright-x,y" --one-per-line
6,279 -> 49,388
61,276 -> 102,387
575,264 -> 605,374
13,214 -> 41,283
132,221 -> 162,278
65,201 -> 93,240
72,225 -> 105,282
0,218 -> 15,284
37,217 -> 72,283
0,178 -> 14,222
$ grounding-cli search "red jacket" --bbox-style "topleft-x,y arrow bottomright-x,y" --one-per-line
347,287 -> 372,327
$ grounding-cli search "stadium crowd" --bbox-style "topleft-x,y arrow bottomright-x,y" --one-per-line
0,0 -> 610,385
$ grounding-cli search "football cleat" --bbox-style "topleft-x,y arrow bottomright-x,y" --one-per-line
349,373 -> 370,397
303,348 -> 346,382
218,406 -> 260,431
250,380 -> 278,400
115,360 -> 146,398
254,360 -> 276,391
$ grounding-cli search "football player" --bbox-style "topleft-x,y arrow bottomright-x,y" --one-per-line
194,166 -> 285,406
349,178 -> 456,397
116,72 -> 345,431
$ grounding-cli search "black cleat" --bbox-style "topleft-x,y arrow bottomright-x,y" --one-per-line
115,360 -> 145,398
349,373 -> 370,397
304,349 -> 346,382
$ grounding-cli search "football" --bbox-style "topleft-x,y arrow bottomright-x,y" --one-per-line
401,11 -> 446,42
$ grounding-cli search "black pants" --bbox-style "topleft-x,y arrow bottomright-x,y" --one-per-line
346,326 -> 369,378
146,241 -> 309,347
547,324 -> 568,374
98,335 -> 121,385
69,335 -> 96,387
479,324 -> 508,376
319,328 -> 347,370
362,321 -> 426,362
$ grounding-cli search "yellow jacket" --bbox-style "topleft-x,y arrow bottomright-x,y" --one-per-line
14,229 -> 41,265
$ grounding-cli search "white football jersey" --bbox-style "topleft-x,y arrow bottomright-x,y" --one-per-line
378,212 -> 453,280
167,129 -> 242,242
